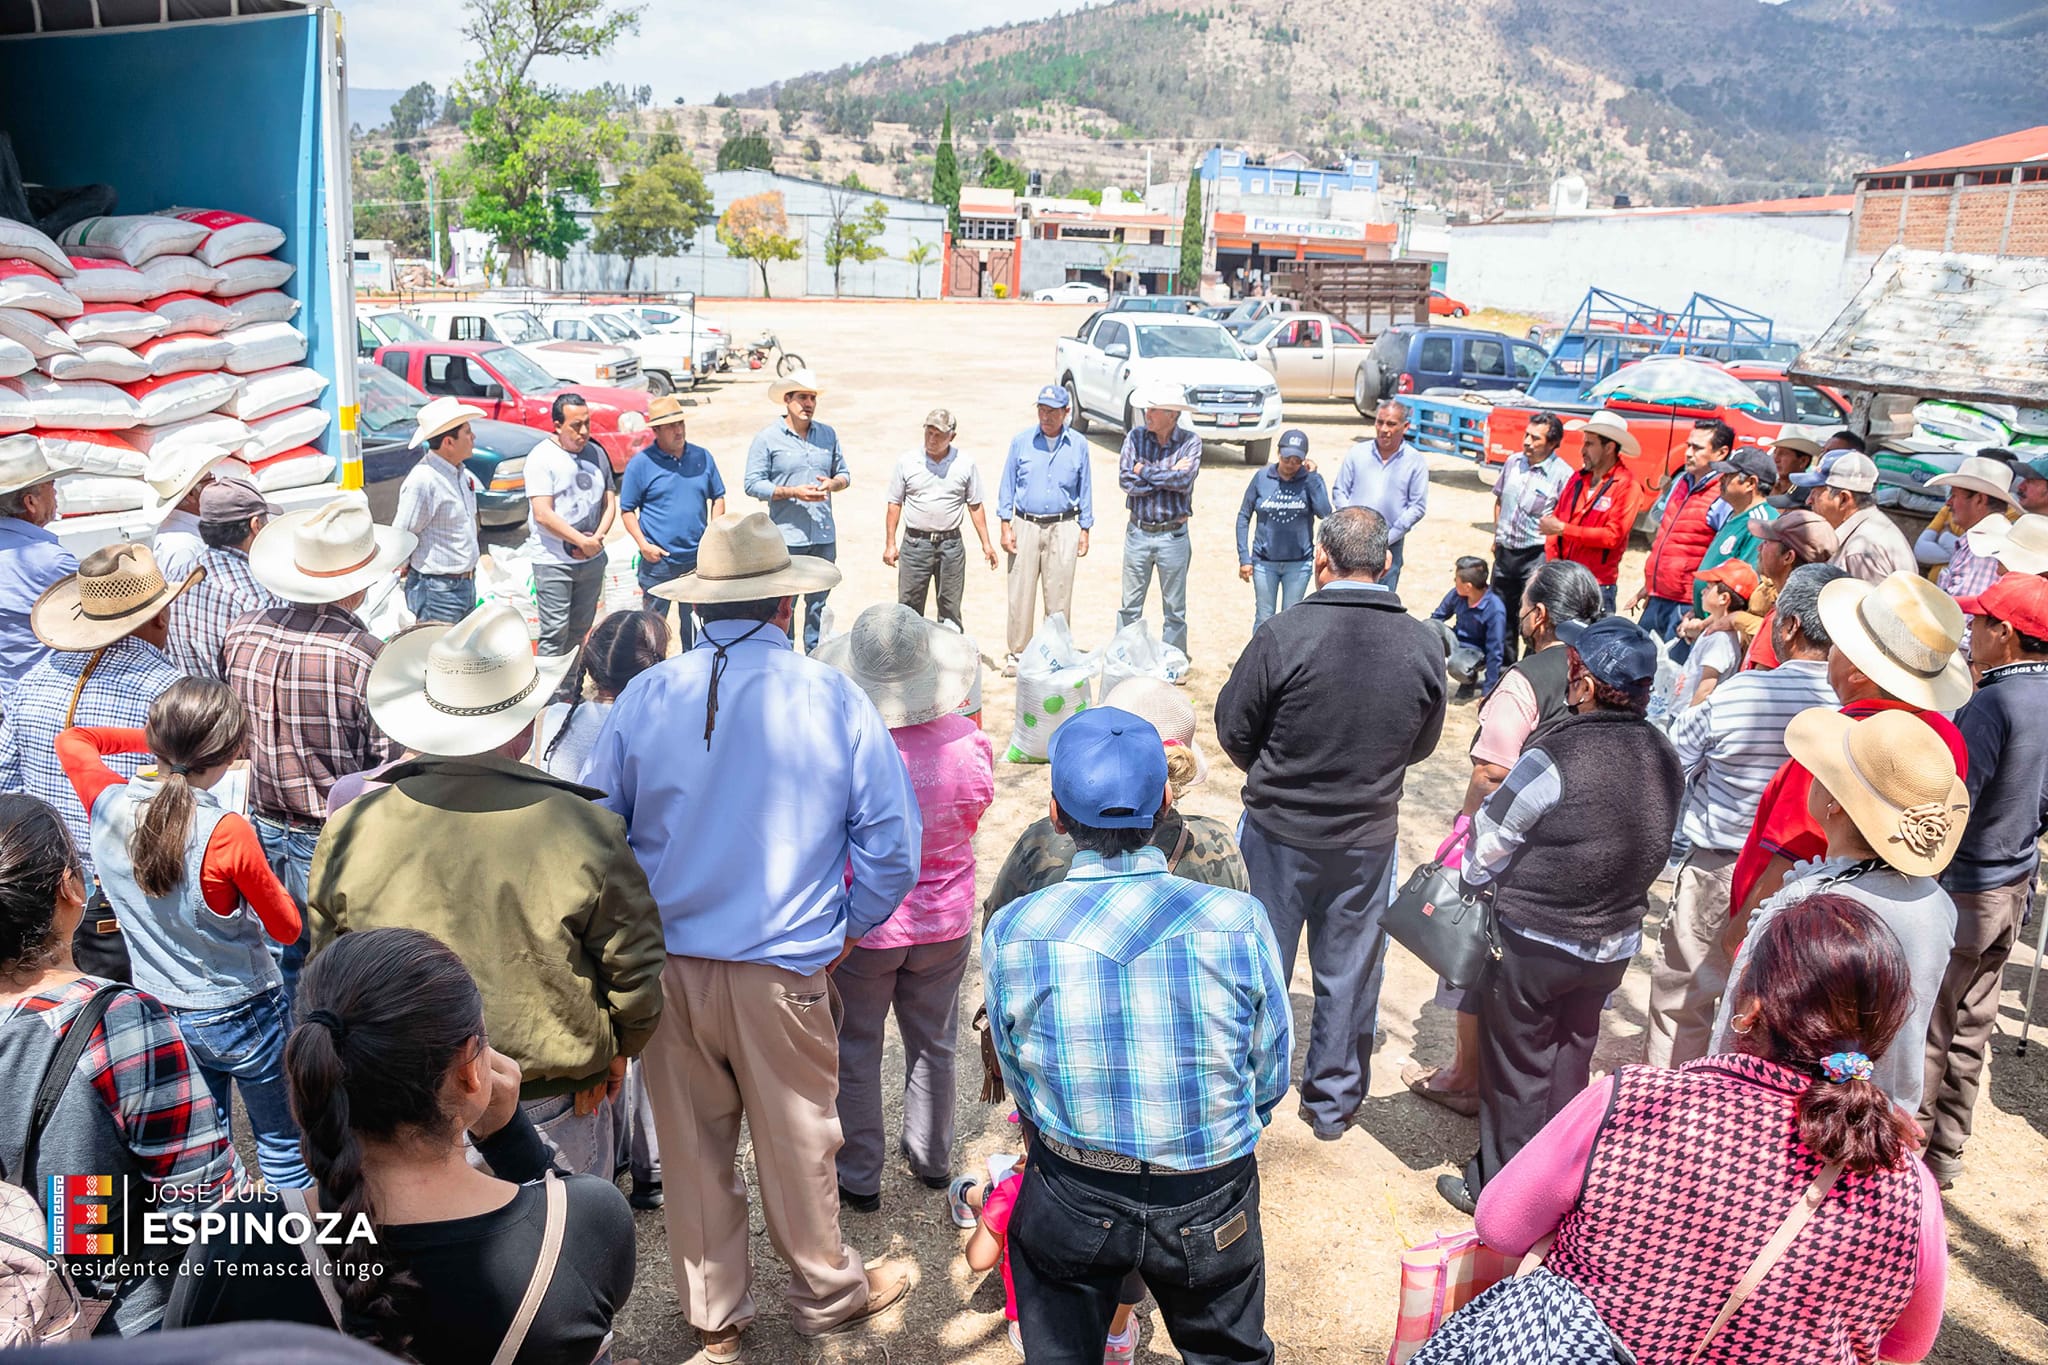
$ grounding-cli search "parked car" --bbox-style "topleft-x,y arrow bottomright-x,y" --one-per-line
1053,312 -> 1282,464
370,341 -> 653,472
410,302 -> 646,392
358,306 -> 435,356
1355,326 -> 1548,412
1212,296 -> 1301,337
1429,289 -> 1471,318
1033,280 -> 1109,304
1103,293 -> 1206,314
356,361 -> 535,529
1239,312 -> 1376,401
538,304 -> 695,396
619,302 -> 730,372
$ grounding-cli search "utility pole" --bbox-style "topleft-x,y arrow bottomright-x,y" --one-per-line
1397,153 -> 1417,258
1144,146 -> 1152,198
427,162 -> 442,278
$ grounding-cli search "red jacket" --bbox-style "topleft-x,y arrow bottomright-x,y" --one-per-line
1547,468 -> 1635,587
1643,471 -> 1722,605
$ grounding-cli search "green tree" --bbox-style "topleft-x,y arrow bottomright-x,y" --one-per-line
452,0 -> 640,281
716,132 -> 773,171
387,81 -> 439,139
823,193 -> 890,295
902,237 -> 936,299
1100,241 -> 1132,293
592,151 -> 713,288
977,147 -> 1028,194
775,86 -> 804,134
932,105 -> 960,234
647,113 -> 682,160
841,170 -> 870,192
718,190 -> 801,297
1179,168 -> 1204,289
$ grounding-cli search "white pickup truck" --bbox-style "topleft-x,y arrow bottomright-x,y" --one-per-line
538,304 -> 695,396
1054,312 -> 1283,463
411,302 -> 646,392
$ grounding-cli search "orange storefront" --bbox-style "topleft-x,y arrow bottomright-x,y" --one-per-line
1212,211 -> 1395,289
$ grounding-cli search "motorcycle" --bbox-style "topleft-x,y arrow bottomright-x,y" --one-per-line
744,331 -> 805,377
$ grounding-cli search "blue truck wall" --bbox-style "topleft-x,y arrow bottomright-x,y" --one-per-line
0,13 -> 339,456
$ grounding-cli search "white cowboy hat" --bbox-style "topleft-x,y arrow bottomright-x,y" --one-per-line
1967,512 -> 2048,574
411,395 -> 487,449
652,511 -> 842,604
1785,707 -> 1969,879
31,541 -> 203,652
0,435 -> 72,498
1765,425 -> 1844,461
814,603 -> 979,728
1566,409 -> 1640,458
769,367 -> 823,402
1926,455 -> 2017,505
367,602 -> 575,756
145,444 -> 232,510
1102,676 -> 1208,789
249,497 -> 418,604
1815,573 -> 1972,712
1132,382 -> 1193,414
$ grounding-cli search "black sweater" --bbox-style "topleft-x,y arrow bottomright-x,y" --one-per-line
1215,584 -> 1448,848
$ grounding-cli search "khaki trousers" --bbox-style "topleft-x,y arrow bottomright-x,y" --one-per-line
641,955 -> 869,1334
1006,516 -> 1081,656
1919,876 -> 2031,1164
1644,847 -> 1738,1068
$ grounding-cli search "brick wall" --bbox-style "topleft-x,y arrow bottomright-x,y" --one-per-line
1903,193 -> 1951,249
2009,185 -> 2048,256
1952,188 -> 2009,252
1857,191 -> 1906,253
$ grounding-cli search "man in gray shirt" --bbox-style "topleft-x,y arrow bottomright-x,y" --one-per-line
882,408 -> 997,630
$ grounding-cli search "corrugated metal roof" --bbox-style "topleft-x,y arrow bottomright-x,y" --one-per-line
0,1 -> 322,35
1859,126 -> 2048,177
1788,246 -> 2048,406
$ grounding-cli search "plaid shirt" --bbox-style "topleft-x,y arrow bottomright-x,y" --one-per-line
983,846 -> 1292,1170
1119,423 -> 1203,525
168,546 -> 282,681
1937,535 -> 2000,604
1494,451 -> 1574,551
0,639 -> 183,879
222,603 -> 395,821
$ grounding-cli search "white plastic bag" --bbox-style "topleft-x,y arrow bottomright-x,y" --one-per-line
122,370 -> 242,426
5,374 -> 142,429
1097,618 -> 1190,697
225,291 -> 300,328
129,412 -> 253,457
1004,613 -> 1098,764
40,344 -> 149,384
137,256 -> 223,297
358,570 -> 415,640
221,321 -> 305,374
135,333 -> 232,376
222,365 -> 326,421
157,209 -> 286,267
37,429 -> 146,477
67,257 -> 153,304
149,291 -> 235,336
60,215 -> 211,267
0,263 -> 82,318
0,224 -> 74,276
0,309 -> 79,359
211,256 -> 294,297
244,405 -> 330,461
54,474 -> 151,516
65,303 -> 168,347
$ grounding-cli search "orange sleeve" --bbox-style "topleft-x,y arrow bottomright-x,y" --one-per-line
57,727 -> 149,817
200,813 -> 303,944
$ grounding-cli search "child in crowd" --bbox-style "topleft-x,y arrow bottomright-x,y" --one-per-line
1429,556 -> 1508,699
1661,559 -> 1756,719
535,608 -> 670,781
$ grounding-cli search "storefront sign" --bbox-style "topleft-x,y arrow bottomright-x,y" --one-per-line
1245,216 -> 1365,242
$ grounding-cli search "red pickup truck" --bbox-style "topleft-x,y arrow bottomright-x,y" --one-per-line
371,341 -> 653,472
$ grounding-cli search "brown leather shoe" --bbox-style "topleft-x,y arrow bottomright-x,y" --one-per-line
797,1259 -> 916,1337
699,1325 -> 743,1363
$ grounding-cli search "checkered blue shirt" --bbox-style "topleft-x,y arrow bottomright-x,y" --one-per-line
982,845 -> 1292,1170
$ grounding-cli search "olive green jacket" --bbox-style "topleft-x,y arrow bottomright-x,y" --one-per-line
308,752 -> 665,1098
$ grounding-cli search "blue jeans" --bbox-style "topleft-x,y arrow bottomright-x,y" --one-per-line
403,569 -> 476,624
1118,523 -> 1191,655
254,815 -> 318,1008
789,542 -> 835,653
175,986 -> 311,1188
1251,557 -> 1313,628
641,589 -> 697,649
1384,538 -> 1406,592
1640,595 -> 1688,641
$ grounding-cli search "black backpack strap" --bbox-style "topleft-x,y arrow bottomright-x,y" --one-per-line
6,984 -> 124,1186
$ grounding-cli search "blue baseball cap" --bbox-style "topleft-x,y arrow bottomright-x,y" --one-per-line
1047,707 -> 1168,829
1278,429 -> 1309,457
1036,383 -> 1071,409
1556,616 -> 1660,690
2017,458 -> 2048,485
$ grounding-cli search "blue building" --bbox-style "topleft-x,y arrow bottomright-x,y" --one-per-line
1199,147 -> 1381,198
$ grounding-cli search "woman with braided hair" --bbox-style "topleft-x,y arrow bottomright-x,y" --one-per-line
533,610 -> 669,780
166,927 -> 637,1363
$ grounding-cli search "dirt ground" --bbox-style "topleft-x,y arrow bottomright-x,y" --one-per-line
580,300 -> 2046,1364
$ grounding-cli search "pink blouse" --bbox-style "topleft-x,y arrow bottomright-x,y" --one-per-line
860,715 -> 995,950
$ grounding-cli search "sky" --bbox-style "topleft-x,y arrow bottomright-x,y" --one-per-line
345,0 -> 1089,103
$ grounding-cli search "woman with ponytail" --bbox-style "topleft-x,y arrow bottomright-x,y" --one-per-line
1455,894 -> 1945,1364
534,609 -> 668,779
167,927 -> 637,1363
58,678 -> 309,1187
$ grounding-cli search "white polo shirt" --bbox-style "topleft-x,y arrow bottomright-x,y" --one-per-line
887,446 -> 984,532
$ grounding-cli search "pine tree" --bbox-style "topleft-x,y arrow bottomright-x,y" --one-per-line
1179,168 -> 1205,291
933,105 -> 961,235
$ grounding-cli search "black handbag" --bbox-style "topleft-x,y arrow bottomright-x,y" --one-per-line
1384,861 -> 1498,990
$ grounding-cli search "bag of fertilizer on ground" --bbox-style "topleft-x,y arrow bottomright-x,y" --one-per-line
1004,612 -> 1098,764
1097,617 -> 1190,696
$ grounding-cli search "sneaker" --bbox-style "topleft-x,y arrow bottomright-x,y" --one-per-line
1435,1172 -> 1478,1216
799,1259 -> 915,1337
629,1178 -> 663,1211
1104,1322 -> 1137,1363
700,1325 -> 743,1364
947,1175 -> 981,1229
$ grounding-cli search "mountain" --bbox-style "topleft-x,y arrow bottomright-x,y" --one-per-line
738,0 -> 2048,207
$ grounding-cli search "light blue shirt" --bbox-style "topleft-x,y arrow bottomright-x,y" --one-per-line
744,418 -> 849,547
0,517 -> 77,698
997,426 -> 1095,529
582,621 -> 923,974
1330,439 -> 1429,543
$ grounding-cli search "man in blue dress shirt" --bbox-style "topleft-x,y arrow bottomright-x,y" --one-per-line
0,440 -> 79,705
997,384 -> 1095,674
1331,399 -> 1429,591
743,368 -> 847,653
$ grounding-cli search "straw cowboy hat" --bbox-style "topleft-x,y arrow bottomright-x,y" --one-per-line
1566,409 -> 1640,457
32,542 -> 202,652
367,602 -> 575,756
1785,707 -> 1970,878
1967,512 -> 2048,574
411,395 -> 487,449
646,393 -> 692,428
652,511 -> 841,604
1102,676 -> 1208,789
1926,455 -> 2017,505
146,444 -> 232,511
1766,426 -> 1843,461
0,435 -> 71,498
770,367 -> 823,402
1132,382 -> 1193,414
1816,573 -> 1972,711
814,603 -> 979,728
249,497 -> 418,604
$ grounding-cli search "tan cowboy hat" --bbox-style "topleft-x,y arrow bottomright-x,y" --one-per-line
0,435 -> 73,498
770,367 -> 823,402
367,602 -> 574,756
145,444 -> 231,510
249,497 -> 418,604
1102,676 -> 1208,789
31,541 -> 202,652
1926,455 -> 2017,506
411,395 -> 487,449
1766,425 -> 1844,461
1816,573 -> 1972,711
1785,707 -> 1969,878
1967,512 -> 2048,574
1132,381 -> 1193,414
645,393 -> 691,428
814,603 -> 979,728
652,511 -> 841,604
1566,409 -> 1640,457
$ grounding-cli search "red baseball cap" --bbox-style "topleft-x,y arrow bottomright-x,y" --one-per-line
1695,559 -> 1760,601
1955,573 -> 2048,638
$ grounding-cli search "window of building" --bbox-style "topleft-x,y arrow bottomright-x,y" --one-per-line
1964,169 -> 2014,186
1909,173 -> 1957,188
1059,224 -> 1113,241
1862,175 -> 1906,191
959,216 -> 1016,241
2023,167 -> 2047,183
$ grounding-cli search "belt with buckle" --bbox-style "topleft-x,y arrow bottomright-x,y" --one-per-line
1039,1134 -> 1230,1175
1015,510 -> 1078,526
904,527 -> 961,542
1133,517 -> 1188,534
253,809 -> 325,833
